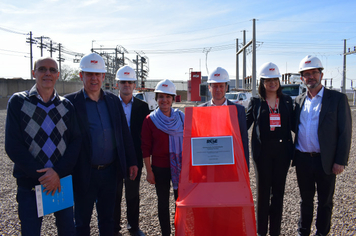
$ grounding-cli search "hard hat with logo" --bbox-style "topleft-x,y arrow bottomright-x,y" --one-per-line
258,62 -> 281,79
154,79 -> 176,95
208,67 -> 230,83
79,53 -> 106,73
115,65 -> 137,81
298,55 -> 324,73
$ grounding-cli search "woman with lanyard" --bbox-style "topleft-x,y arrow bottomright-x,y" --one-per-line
246,62 -> 294,236
141,79 -> 184,236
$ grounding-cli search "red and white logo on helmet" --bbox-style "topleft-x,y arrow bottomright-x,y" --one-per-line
115,65 -> 137,81
299,55 -> 323,73
258,62 -> 281,79
154,79 -> 176,95
80,53 -> 106,73
208,67 -> 229,83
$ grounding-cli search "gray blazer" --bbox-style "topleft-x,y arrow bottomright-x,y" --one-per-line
199,99 -> 249,170
293,87 -> 352,174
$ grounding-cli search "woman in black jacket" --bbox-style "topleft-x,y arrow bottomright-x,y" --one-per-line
246,62 -> 294,236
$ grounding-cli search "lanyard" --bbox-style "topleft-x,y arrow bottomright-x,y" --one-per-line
266,98 -> 280,131
266,98 -> 279,114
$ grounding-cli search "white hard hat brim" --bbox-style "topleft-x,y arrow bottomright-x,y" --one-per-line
115,77 -> 137,81
81,68 -> 107,73
260,75 -> 281,79
154,90 -> 176,95
208,79 -> 230,83
299,66 -> 324,73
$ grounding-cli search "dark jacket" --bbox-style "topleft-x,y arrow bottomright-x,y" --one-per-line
65,89 -> 137,193
130,97 -> 150,169
246,94 -> 294,161
199,99 -> 249,169
293,88 -> 352,174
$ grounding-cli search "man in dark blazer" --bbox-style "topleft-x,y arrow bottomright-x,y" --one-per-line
65,53 -> 138,236
199,67 -> 249,169
113,66 -> 150,236
293,55 -> 351,236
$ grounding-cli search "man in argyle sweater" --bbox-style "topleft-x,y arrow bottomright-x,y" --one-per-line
5,57 -> 81,236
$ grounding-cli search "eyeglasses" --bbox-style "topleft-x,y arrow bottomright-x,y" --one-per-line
119,81 -> 135,84
302,71 -> 320,78
263,78 -> 279,83
36,66 -> 58,74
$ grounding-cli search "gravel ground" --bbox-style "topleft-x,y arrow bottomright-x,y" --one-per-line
0,107 -> 355,236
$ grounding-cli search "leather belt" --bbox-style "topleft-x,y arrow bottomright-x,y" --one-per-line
297,150 -> 320,157
91,162 -> 113,170
306,152 -> 320,157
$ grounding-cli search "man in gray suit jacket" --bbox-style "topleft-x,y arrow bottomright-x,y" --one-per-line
199,67 -> 249,169
293,55 -> 351,236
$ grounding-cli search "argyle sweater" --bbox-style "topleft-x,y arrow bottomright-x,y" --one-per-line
5,85 -> 82,188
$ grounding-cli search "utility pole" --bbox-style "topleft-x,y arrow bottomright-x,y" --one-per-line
236,38 -> 239,89
343,41 -> 356,94
203,47 -> 212,75
48,40 -> 57,58
342,39 -> 347,94
91,40 -> 95,53
57,43 -> 65,80
243,30 -> 246,89
136,55 -> 139,81
252,18 -> 257,96
35,36 -> 49,57
26,31 -> 35,80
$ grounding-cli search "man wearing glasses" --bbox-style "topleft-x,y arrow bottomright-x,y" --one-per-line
65,53 -> 138,236
293,55 -> 352,236
114,66 -> 149,236
5,57 -> 82,236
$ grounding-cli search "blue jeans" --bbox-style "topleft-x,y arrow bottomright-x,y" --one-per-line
74,164 -> 117,236
17,186 -> 75,236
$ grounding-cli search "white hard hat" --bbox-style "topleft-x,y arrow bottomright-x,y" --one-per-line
79,53 -> 106,73
208,67 -> 230,83
298,55 -> 324,73
154,79 -> 176,95
258,62 -> 281,79
116,65 -> 137,81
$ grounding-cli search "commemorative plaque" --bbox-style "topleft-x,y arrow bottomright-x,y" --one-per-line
191,136 -> 234,166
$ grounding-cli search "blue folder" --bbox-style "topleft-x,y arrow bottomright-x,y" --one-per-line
35,175 -> 74,217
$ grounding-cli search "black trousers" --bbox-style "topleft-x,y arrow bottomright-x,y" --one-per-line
294,150 -> 336,236
152,166 -> 178,236
114,167 -> 142,233
254,148 -> 290,236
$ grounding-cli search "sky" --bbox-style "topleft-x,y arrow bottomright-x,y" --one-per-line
1,0 -> 356,89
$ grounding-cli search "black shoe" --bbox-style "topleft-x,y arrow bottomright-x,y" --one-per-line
129,228 -> 145,236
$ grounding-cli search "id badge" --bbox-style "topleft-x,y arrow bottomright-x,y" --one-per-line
269,113 -> 281,131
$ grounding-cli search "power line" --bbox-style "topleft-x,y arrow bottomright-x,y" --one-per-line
0,26 -> 27,35
0,48 -> 29,54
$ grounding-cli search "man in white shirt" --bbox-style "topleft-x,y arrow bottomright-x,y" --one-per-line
114,66 -> 149,236
199,67 -> 249,169
293,55 -> 352,236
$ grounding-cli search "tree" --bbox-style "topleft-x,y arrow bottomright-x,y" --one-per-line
60,65 -> 80,82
